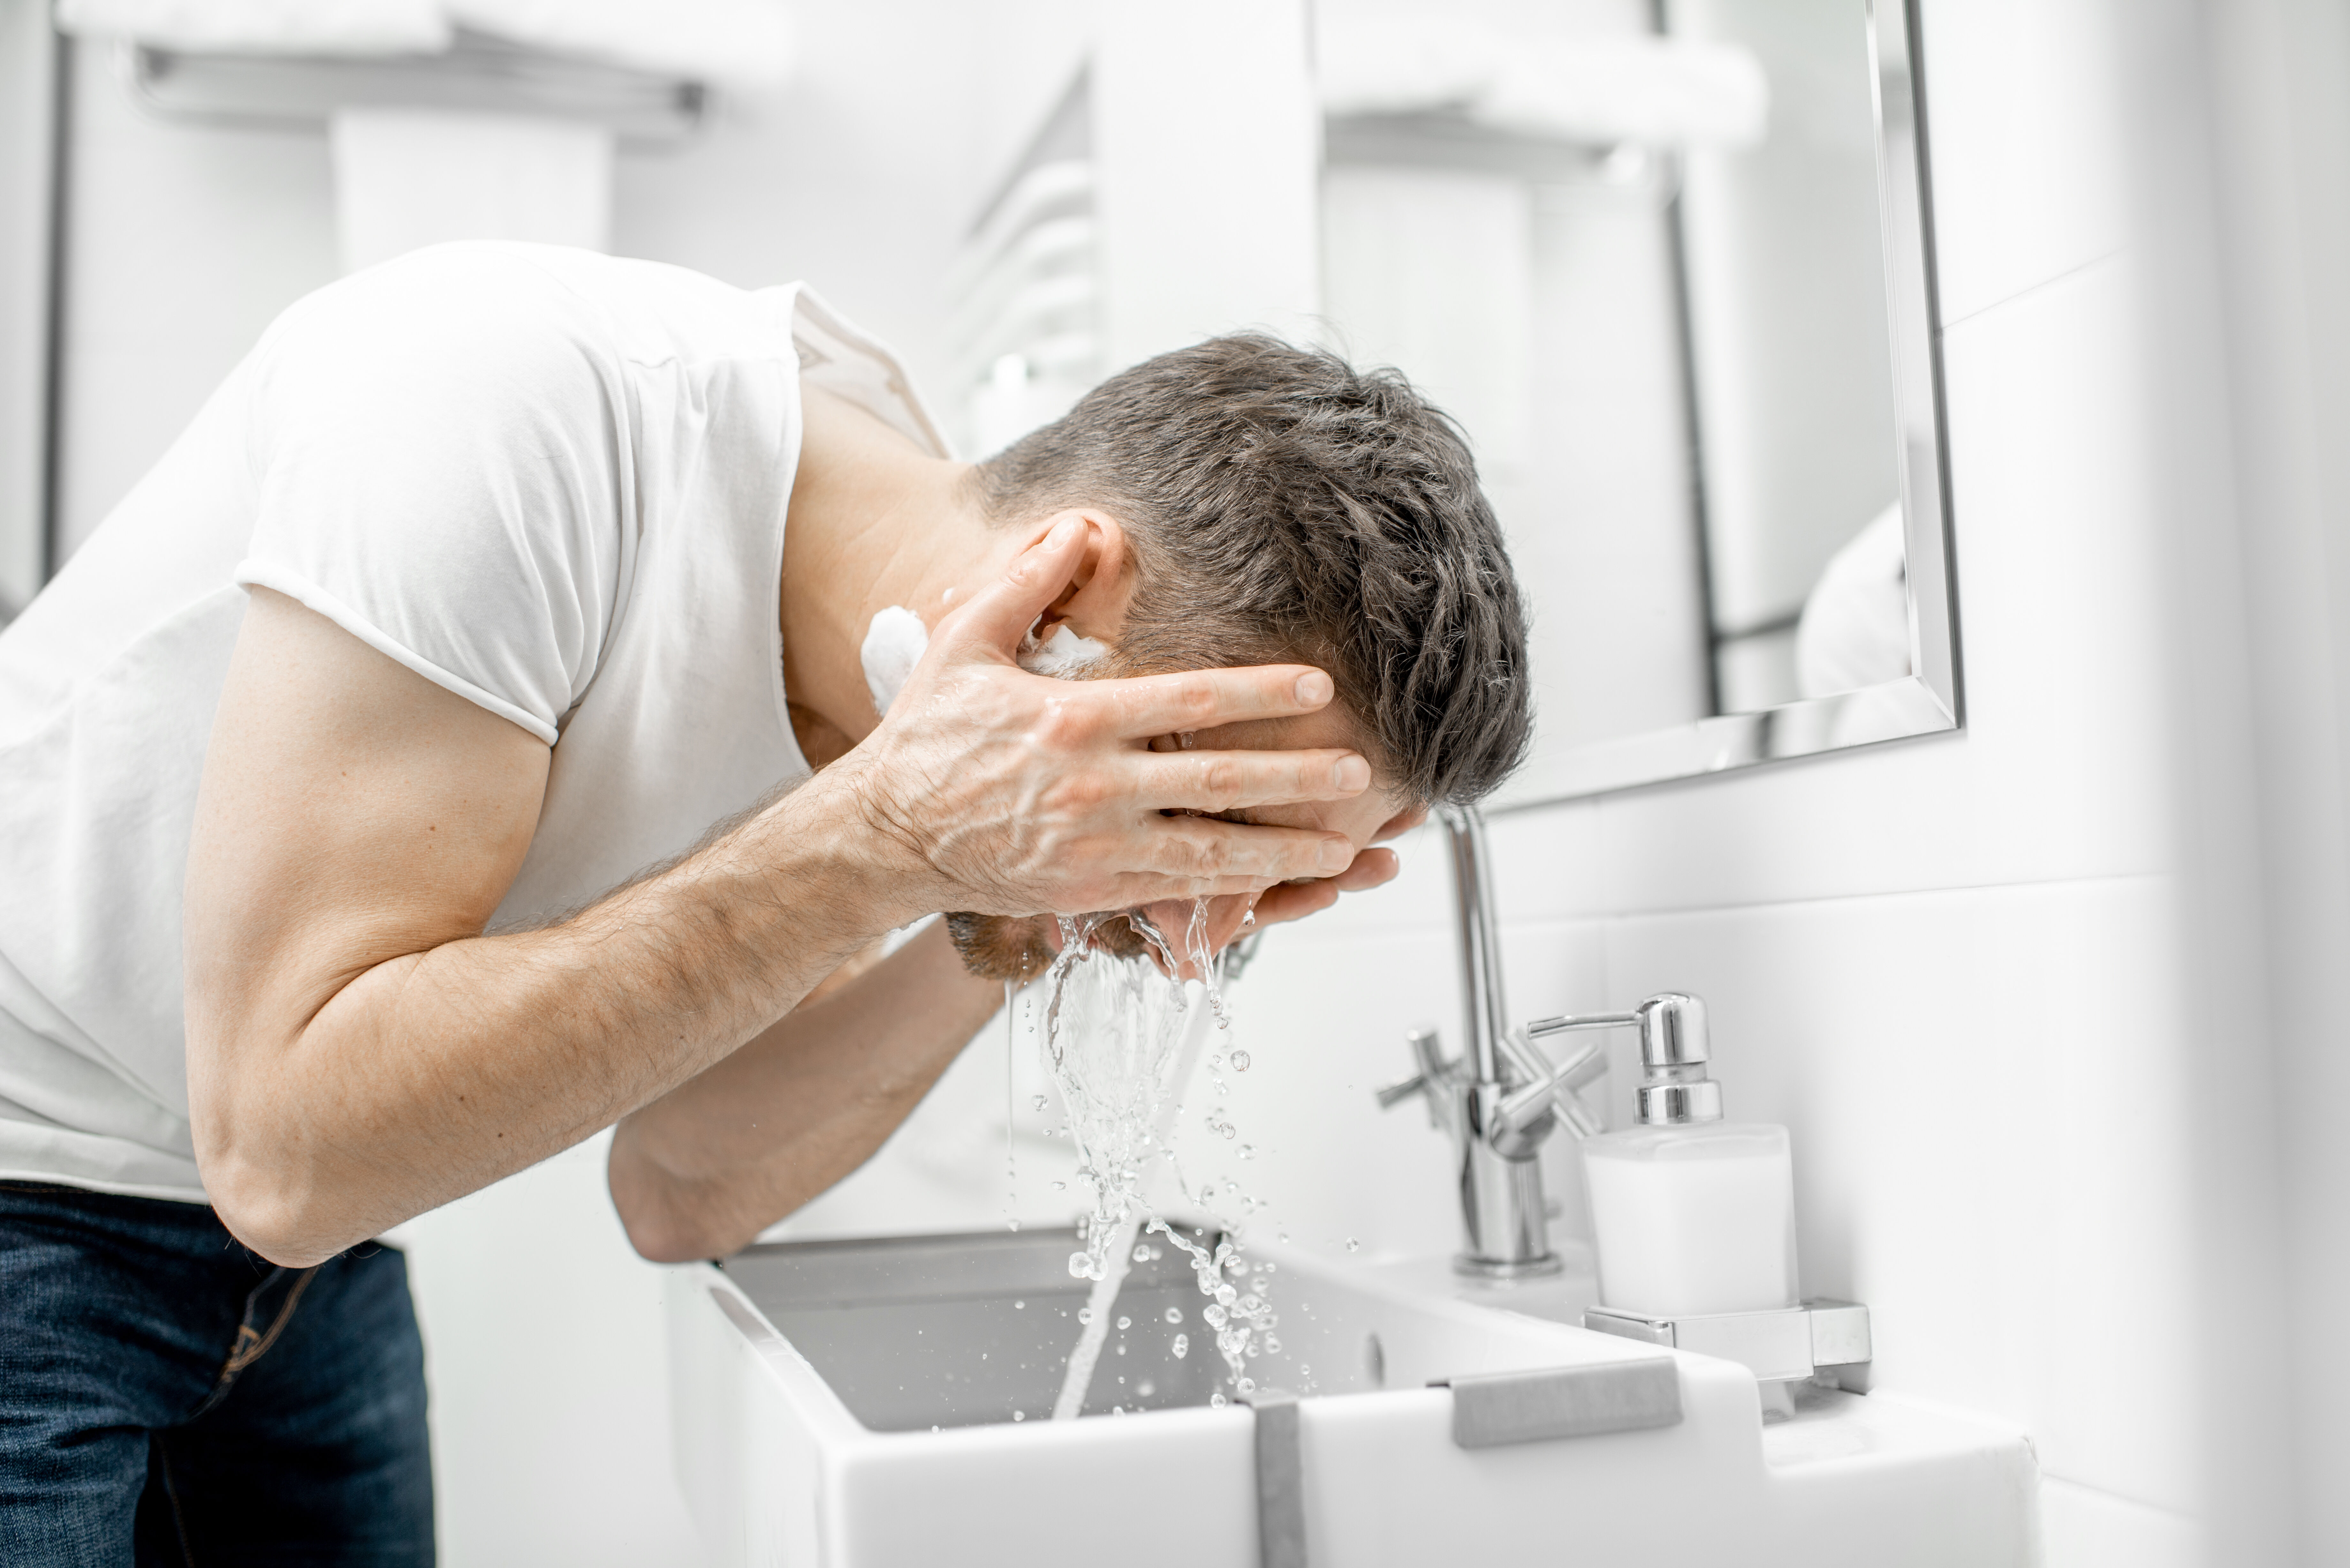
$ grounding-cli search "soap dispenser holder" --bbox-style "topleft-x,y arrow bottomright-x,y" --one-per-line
1525,993 -> 1875,1391
1583,1299 -> 1873,1390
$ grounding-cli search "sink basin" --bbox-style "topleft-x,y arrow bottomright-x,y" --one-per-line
665,1226 -> 2037,1566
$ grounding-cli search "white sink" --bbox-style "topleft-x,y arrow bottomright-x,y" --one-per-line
665,1226 -> 2036,1566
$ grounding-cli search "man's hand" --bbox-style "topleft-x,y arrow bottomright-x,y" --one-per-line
1116,802 -> 1424,980
839,516 -> 1369,918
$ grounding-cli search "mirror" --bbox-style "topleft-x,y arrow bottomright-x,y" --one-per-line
1316,0 -> 1957,805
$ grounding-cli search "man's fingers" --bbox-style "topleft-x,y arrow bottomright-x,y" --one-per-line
1328,845 -> 1401,892
1139,816 -> 1357,886
931,515 -> 1088,658
1249,879 -> 1342,930
1098,664 -> 1338,740
1129,748 -> 1371,812
1235,847 -> 1397,930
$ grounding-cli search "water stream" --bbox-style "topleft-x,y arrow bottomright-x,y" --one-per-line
1026,899 -> 1267,1419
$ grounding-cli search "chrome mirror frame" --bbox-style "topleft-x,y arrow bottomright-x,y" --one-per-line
1490,0 -> 1958,812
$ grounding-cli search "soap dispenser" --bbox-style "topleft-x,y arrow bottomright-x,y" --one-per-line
1577,994 -> 1797,1317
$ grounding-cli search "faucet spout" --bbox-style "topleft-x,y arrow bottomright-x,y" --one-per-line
1437,803 -> 1511,1089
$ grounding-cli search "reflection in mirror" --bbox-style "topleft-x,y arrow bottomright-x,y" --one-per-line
1314,0 -> 1955,804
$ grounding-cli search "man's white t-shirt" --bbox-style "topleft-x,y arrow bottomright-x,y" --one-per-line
0,242 -> 948,1202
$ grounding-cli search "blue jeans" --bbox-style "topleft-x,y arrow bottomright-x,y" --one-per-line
0,1181 -> 434,1565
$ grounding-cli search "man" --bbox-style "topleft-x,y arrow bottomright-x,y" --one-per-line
0,242 -> 1529,1560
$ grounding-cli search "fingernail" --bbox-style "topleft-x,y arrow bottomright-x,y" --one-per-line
1320,839 -> 1354,873
1295,671 -> 1332,706
1335,755 -> 1370,792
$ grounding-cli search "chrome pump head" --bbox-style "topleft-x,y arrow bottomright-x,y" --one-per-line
1631,992 -> 1721,1126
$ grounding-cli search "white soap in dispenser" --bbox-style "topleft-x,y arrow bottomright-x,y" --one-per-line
1580,995 -> 1797,1317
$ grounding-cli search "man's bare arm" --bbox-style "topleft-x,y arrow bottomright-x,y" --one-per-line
186,520 -> 1369,1267
185,590 -> 923,1267
608,921 -> 1001,1262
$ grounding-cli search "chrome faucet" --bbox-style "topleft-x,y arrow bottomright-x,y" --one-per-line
1374,804 -> 1614,1278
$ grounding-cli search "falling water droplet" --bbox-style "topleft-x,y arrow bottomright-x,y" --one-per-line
1209,1391 -> 1226,1407
1031,1094 -> 1048,1112
1050,1179 -> 1065,1190
1345,1237 -> 1361,1252
1172,1334 -> 1190,1359
1116,1316 -> 1131,1331
1238,1144 -> 1254,1160
1077,1307 -> 1094,1325
1164,1307 -> 1182,1324
1231,1050 -> 1251,1072
1012,1409 -> 1026,1422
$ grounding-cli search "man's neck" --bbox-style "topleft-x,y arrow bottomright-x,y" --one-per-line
780,388 -> 991,757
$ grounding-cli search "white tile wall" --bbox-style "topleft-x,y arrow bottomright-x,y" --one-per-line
1914,0 -> 2131,328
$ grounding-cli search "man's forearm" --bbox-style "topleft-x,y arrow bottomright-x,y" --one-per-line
198,768 -> 929,1266
608,920 -> 1003,1261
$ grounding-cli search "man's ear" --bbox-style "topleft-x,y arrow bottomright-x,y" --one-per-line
1028,510 -> 1133,639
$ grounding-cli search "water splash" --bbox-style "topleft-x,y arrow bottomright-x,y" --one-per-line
1035,900 -> 1250,1420
1039,906 -> 1224,1286
1003,981 -> 1019,1230
1149,1218 -> 1278,1390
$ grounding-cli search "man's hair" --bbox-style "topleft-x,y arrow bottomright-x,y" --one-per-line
970,335 -> 1531,805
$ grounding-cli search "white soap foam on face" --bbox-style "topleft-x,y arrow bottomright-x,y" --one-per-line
860,605 -> 929,716
866,611 -> 1104,718
1019,621 -> 1110,678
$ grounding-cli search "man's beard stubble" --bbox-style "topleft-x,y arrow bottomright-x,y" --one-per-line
945,909 -> 1154,983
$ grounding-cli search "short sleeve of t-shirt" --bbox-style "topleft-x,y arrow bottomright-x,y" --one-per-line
234,248 -> 632,744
